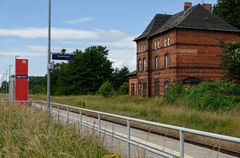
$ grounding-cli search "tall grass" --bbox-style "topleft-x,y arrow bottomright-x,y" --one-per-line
0,102 -> 108,158
30,94 -> 240,137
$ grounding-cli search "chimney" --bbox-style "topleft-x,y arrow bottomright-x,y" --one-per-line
184,2 -> 192,10
202,3 -> 212,12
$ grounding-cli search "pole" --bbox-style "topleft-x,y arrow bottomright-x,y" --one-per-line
47,0 -> 52,116
15,56 -> 19,102
5,71 -> 7,94
180,130 -> 184,158
8,65 -> 12,105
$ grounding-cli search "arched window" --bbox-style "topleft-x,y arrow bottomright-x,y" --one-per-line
138,82 -> 141,96
165,53 -> 170,68
155,56 -> 160,70
157,40 -> 160,48
143,58 -> 147,71
167,37 -> 170,46
154,41 -> 157,49
164,81 -> 170,93
131,83 -> 135,96
154,81 -> 160,96
138,59 -> 142,71
164,38 -> 167,47
143,82 -> 147,97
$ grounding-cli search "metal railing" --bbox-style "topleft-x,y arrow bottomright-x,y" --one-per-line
32,100 -> 240,158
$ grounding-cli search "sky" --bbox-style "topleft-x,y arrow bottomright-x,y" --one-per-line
0,0 -> 217,78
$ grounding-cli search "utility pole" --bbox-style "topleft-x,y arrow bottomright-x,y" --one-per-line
8,65 -> 12,104
47,0 -> 52,115
5,70 -> 8,94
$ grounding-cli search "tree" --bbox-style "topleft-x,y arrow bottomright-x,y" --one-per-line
29,76 -> 47,94
118,82 -> 129,95
219,41 -> 240,82
50,46 -> 114,95
111,66 -> 129,90
98,81 -> 115,97
213,0 -> 240,29
0,81 -> 8,93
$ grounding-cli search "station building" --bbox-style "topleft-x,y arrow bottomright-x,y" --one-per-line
128,2 -> 240,97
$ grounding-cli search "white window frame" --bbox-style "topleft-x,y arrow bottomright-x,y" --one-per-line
165,53 -> 170,68
143,58 -> 147,71
157,40 -> 160,48
167,37 -> 170,46
164,38 -> 167,47
155,56 -> 159,70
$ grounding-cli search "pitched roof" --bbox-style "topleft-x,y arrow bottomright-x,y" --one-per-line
134,14 -> 171,41
126,70 -> 137,77
135,4 -> 240,41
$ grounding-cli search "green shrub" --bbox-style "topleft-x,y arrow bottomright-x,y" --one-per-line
164,83 -> 185,103
185,81 -> 240,111
98,81 -> 115,97
118,82 -> 129,95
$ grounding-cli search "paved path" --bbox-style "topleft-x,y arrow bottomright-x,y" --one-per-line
32,102 -> 237,158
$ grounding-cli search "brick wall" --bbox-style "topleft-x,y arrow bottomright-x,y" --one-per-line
132,28 -> 240,97
176,29 -> 240,81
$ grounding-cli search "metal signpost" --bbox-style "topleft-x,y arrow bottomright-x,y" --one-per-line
47,0 -> 75,116
47,0 -> 52,115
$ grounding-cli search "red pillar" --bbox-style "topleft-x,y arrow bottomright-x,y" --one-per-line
15,59 -> 28,104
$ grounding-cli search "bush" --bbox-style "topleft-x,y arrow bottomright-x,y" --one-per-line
164,83 -> 185,103
185,81 -> 240,111
98,81 -> 115,97
118,82 -> 129,95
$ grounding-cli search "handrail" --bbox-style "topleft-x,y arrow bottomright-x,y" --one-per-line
33,100 -> 240,143
32,100 -> 240,158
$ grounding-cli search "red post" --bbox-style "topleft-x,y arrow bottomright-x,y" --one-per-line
15,59 -> 28,105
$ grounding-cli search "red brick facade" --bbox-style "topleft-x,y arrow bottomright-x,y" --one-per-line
129,3 -> 240,97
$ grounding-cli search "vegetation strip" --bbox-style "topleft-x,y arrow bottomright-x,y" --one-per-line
0,103 -> 109,158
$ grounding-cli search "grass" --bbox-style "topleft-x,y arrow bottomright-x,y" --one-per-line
30,94 -> 240,138
0,102 -> 109,158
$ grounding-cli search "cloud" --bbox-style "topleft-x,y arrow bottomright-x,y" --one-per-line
0,27 -> 137,72
0,28 -> 98,40
0,45 -> 49,57
65,17 -> 94,24
0,27 -> 135,41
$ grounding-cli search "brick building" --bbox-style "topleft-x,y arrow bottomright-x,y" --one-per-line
128,2 -> 240,97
